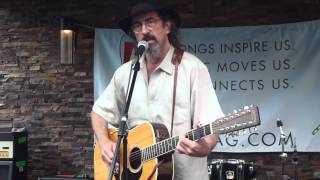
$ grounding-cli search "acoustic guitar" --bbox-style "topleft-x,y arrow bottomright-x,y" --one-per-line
94,105 -> 260,180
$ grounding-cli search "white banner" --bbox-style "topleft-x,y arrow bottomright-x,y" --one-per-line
94,20 -> 320,152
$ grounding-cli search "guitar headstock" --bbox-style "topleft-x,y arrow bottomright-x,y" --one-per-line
212,105 -> 260,135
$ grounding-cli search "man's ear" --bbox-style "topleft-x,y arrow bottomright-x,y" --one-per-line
165,21 -> 173,34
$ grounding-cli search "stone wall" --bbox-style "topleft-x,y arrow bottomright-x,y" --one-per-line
0,0 -> 319,179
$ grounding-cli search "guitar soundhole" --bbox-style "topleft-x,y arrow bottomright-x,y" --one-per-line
130,147 -> 141,170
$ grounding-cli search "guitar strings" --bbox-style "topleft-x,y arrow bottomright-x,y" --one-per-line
129,136 -> 179,161
129,111 -> 255,161
128,125 -> 219,162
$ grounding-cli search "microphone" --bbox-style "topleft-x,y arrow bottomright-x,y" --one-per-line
276,118 -> 285,138
136,41 -> 148,58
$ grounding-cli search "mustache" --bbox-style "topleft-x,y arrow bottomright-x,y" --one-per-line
142,34 -> 157,42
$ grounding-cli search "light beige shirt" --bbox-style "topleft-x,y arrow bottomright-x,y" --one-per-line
93,46 -> 224,180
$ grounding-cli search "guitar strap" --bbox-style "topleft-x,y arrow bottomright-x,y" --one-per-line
170,48 -> 184,136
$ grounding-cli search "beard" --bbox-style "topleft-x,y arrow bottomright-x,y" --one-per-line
145,43 -> 161,63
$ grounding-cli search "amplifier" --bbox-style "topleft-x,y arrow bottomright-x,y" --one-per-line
0,140 -> 13,159
0,131 -> 27,180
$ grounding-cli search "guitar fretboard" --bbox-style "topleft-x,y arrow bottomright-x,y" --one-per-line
141,123 -> 212,162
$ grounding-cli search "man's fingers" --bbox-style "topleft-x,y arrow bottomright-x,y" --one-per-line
177,136 -> 192,154
101,143 -> 116,165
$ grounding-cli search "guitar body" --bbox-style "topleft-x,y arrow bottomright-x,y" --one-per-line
94,122 -> 173,180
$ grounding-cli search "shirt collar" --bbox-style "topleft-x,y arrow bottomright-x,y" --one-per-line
140,45 -> 175,75
158,45 -> 175,75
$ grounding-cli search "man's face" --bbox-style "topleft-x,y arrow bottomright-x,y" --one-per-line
131,11 -> 171,51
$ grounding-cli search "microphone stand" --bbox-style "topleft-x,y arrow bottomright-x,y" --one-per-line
108,57 -> 141,180
277,118 -> 289,180
292,137 -> 299,180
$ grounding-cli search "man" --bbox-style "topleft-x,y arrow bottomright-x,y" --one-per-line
91,2 -> 224,180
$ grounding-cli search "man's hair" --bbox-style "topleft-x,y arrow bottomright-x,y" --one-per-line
158,10 -> 180,48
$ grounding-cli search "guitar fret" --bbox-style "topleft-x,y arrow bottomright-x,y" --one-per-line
149,146 -> 152,159
154,145 -> 157,158
158,142 -> 161,156
193,129 -> 198,140
148,146 -> 152,160
205,124 -> 211,136
144,148 -> 147,161
162,141 -> 165,154
190,131 -> 194,141
146,148 -> 149,160
156,145 -> 159,158
159,141 -> 162,155
145,148 -> 149,161
152,145 -> 155,158
141,149 -> 145,162
156,144 -> 159,157
160,142 -> 162,155
143,147 -> 146,161
149,146 -> 152,160
174,137 -> 178,149
193,129 -> 200,140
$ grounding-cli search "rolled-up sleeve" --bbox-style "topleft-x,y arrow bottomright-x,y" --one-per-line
190,62 -> 224,127
92,71 -> 124,125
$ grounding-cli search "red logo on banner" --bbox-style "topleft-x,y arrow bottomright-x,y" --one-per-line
123,42 -> 136,64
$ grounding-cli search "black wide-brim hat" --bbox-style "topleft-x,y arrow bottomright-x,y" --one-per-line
119,2 -> 181,35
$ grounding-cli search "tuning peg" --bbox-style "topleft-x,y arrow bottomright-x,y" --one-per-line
232,131 -> 239,137
236,130 -> 242,136
249,127 -> 258,132
243,129 -> 247,135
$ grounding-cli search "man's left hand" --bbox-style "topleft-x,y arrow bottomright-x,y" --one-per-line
176,133 -> 218,157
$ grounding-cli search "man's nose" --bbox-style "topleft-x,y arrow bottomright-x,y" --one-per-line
141,23 -> 150,34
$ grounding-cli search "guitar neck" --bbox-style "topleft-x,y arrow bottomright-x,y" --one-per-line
141,123 -> 214,162
140,105 -> 260,162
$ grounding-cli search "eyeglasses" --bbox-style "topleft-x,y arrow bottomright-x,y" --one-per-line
131,17 -> 161,33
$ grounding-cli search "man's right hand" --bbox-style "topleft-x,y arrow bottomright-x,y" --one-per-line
91,112 -> 117,166
98,139 -> 116,165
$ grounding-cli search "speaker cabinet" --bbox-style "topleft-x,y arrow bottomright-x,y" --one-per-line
0,161 -> 13,180
0,131 -> 27,180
